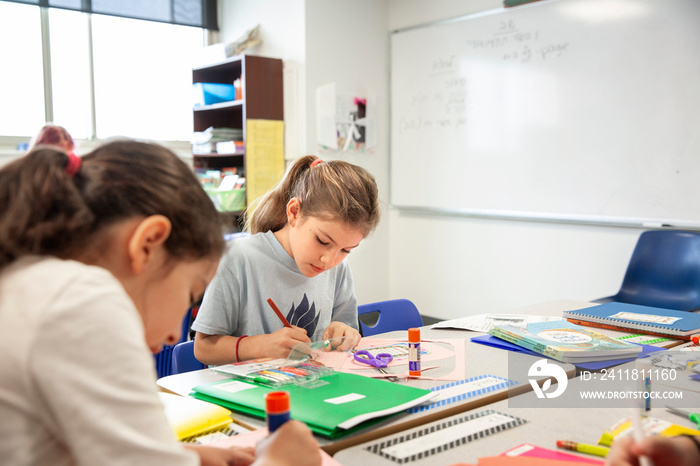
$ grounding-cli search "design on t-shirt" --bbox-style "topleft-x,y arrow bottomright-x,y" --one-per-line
285,294 -> 319,336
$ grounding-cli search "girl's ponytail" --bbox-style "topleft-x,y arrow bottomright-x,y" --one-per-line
0,148 -> 93,270
245,155 -> 317,234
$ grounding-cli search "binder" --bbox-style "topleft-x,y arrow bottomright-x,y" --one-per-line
190,371 -> 435,438
563,302 -> 700,340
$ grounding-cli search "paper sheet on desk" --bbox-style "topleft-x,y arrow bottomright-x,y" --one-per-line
432,314 -> 562,332
319,338 -> 467,381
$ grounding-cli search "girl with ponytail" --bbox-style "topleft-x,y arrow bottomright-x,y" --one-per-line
0,140 -> 320,466
193,156 -> 380,363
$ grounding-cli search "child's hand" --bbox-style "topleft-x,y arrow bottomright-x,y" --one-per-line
247,327 -> 311,359
253,420 -> 321,466
322,322 -> 361,350
186,444 -> 256,466
605,435 -> 700,466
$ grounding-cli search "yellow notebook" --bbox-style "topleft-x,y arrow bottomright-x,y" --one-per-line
158,392 -> 234,440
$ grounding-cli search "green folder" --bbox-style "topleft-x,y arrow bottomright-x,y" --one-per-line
191,371 -> 435,438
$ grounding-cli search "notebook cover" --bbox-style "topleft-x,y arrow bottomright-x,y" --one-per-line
157,392 -> 233,440
502,443 -> 604,464
191,371 -> 435,438
489,320 -> 642,363
563,302 -> 700,338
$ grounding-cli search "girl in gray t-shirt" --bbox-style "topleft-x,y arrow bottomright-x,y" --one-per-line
193,156 -> 381,364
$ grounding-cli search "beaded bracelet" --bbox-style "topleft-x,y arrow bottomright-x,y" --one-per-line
235,335 -> 248,362
682,434 -> 700,457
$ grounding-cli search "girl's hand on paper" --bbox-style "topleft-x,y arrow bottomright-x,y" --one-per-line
253,421 -> 321,466
605,435 -> 700,466
186,444 -> 256,466
322,322 -> 361,350
249,327 -> 311,359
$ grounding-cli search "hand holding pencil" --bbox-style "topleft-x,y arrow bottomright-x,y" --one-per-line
605,434 -> 700,466
255,298 -> 310,358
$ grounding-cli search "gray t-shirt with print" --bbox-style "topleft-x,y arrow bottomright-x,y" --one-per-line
191,231 -> 358,341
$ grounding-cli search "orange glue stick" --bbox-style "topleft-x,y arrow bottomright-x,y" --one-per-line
408,327 -> 421,376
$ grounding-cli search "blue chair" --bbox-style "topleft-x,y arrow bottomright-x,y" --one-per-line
594,230 -> 700,311
357,299 -> 424,336
172,340 -> 206,374
153,307 -> 193,378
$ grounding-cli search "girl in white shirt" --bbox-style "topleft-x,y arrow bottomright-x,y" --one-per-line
0,140 -> 320,466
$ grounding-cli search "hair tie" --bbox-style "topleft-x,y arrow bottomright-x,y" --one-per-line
310,158 -> 324,168
65,152 -> 81,177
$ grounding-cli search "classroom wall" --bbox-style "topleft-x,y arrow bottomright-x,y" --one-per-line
386,0 -> 646,319
219,0 -> 649,318
218,0 -> 392,306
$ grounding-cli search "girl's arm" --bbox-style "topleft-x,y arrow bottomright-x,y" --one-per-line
195,329 -> 311,364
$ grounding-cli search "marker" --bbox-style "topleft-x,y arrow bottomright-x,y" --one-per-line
265,391 -> 290,433
267,298 -> 292,328
638,359 -> 652,411
556,440 -> 609,458
408,327 -> 421,376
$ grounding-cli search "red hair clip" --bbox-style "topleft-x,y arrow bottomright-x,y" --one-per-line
65,152 -> 81,177
310,158 -> 324,168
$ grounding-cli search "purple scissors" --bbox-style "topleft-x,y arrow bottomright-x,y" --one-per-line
354,350 -> 398,382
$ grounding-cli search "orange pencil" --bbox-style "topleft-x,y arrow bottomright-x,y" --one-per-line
267,298 -> 292,328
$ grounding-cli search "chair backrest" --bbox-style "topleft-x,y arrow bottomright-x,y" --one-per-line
357,299 -> 424,336
614,230 -> 700,311
172,340 -> 206,374
153,307 -> 193,378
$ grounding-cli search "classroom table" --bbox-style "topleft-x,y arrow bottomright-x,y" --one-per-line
158,299 -> 689,455
158,325 -> 576,456
334,372 -> 700,465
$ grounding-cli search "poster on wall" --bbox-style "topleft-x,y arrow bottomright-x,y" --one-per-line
316,82 -> 375,155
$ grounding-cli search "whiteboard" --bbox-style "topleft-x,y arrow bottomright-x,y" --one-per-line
390,0 -> 700,228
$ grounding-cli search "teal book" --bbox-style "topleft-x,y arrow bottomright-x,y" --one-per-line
191,371 -> 435,438
489,320 -> 642,363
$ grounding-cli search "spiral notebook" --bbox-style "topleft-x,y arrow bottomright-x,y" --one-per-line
563,302 -> 700,340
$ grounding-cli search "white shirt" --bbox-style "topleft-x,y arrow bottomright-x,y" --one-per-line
0,257 -> 198,466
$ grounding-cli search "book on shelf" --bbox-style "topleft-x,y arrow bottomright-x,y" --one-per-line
190,370 -> 435,439
488,320 -> 643,363
564,302 -> 700,341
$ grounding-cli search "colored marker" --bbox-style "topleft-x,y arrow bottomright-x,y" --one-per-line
408,328 -> 421,376
556,440 -> 609,458
638,358 -> 652,411
267,298 -> 292,328
265,391 -> 290,433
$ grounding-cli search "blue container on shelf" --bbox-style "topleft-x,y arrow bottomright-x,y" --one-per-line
193,82 -> 236,106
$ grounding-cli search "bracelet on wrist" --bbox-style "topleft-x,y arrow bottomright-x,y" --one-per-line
235,335 -> 248,362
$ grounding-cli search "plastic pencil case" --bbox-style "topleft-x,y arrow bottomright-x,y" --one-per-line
215,362 -> 334,388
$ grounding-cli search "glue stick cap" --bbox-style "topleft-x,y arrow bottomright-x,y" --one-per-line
408,328 -> 420,342
265,391 -> 290,414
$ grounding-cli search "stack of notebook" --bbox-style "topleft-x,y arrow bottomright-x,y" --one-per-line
564,302 -> 700,341
488,320 -> 643,363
